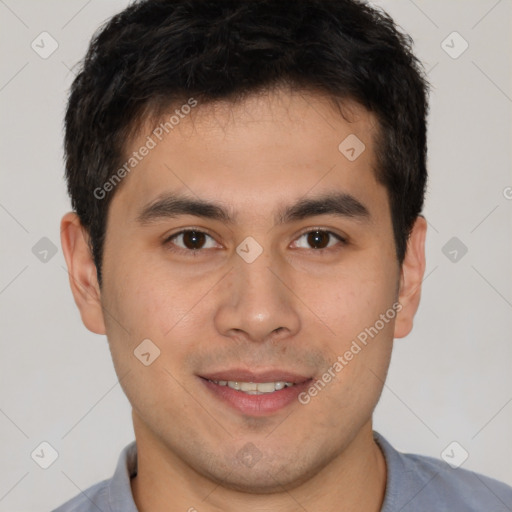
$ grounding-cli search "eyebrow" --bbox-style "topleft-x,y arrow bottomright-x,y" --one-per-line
136,191 -> 371,226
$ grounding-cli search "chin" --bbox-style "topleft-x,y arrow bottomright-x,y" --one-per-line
198,450 -> 328,494
206,467 -> 303,494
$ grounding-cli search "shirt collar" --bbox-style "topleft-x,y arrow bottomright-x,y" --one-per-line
109,433 -> 397,511
108,440 -> 139,512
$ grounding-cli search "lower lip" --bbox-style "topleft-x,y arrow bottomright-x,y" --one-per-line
200,378 -> 312,416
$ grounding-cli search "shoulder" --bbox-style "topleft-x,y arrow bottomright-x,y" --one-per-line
51,479 -> 110,512
375,432 -> 512,512
400,452 -> 512,511
51,440 -> 138,512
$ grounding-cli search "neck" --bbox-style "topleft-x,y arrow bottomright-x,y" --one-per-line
130,418 -> 387,512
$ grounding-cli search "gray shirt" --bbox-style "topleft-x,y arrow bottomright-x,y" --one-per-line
52,432 -> 512,511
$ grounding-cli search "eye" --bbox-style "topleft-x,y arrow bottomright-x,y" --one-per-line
164,229 -> 220,253
163,228 -> 346,256
291,229 -> 346,251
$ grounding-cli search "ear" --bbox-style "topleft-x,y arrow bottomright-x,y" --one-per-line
394,215 -> 427,339
60,212 -> 106,335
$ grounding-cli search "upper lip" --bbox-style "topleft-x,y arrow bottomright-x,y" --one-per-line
199,369 -> 312,384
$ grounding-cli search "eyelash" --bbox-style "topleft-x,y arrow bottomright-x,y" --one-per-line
163,228 -> 347,256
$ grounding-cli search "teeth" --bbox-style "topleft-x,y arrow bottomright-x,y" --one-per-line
211,380 -> 295,394
251,382 -> 274,393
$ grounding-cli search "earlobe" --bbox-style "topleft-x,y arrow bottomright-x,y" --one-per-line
394,215 -> 427,339
60,212 -> 106,335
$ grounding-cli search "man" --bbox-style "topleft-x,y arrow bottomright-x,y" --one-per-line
55,0 -> 512,510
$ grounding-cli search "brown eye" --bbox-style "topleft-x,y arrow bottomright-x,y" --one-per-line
307,230 -> 331,249
165,230 -> 219,253
181,230 -> 206,250
292,229 -> 346,251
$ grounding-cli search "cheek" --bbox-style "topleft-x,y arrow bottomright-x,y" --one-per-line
103,246 -> 198,337
99,257 -> 197,415
326,256 -> 398,333
100,247 -> 225,390
313,253 -> 397,394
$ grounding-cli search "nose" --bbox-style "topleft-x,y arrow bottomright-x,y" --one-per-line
213,245 -> 301,344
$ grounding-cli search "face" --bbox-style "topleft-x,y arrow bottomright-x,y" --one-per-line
63,88 -> 425,493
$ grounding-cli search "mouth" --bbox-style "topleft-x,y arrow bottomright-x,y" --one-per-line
198,369 -> 313,416
206,379 -> 296,394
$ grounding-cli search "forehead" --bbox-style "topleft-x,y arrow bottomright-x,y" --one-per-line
111,88 -> 386,222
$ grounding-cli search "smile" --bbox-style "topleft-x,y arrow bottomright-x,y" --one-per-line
200,370 -> 313,415
207,380 -> 295,394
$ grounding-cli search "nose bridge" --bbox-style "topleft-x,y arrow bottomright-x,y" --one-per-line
214,240 -> 301,343
238,249 -> 281,308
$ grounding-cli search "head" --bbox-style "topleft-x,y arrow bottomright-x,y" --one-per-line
61,0 -> 428,494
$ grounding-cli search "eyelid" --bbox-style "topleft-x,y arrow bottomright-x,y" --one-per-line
163,227 -> 346,243
294,226 -> 347,242
163,227 -> 347,256
163,225 -> 214,238
290,228 -> 347,250
163,227 -> 220,246
161,231 -> 218,259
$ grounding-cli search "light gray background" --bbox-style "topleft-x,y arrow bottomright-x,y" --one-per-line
0,0 -> 511,510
